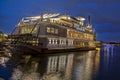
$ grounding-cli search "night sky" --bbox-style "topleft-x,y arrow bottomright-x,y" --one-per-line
0,0 -> 120,42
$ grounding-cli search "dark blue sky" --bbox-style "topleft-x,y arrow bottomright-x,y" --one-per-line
0,0 -> 120,42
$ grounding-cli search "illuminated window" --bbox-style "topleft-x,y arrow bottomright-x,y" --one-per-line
63,39 -> 66,45
49,38 -> 51,44
55,29 -> 58,34
59,39 -> 61,44
55,39 -> 57,44
47,27 -> 50,33
51,28 -> 54,33
52,39 -> 54,44
21,26 -> 38,34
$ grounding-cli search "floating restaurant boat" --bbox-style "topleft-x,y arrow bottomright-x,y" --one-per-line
9,13 -> 96,54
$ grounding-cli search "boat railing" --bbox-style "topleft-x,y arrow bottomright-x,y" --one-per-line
8,34 -> 40,47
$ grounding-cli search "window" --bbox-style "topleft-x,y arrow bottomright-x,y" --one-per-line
47,27 -> 58,34
59,39 -> 61,44
55,29 -> 58,34
55,39 -> 58,44
49,38 -> 51,44
47,27 -> 50,33
51,28 -> 54,33
52,39 -> 54,44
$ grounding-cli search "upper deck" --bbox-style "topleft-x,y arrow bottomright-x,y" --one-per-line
16,13 -> 94,35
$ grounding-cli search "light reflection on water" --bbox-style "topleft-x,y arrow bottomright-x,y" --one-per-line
10,53 -> 74,80
103,46 -> 114,72
1,46 -> 120,80
72,50 -> 100,80
9,50 -> 100,80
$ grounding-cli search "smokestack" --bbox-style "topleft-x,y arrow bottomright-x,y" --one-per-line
88,15 -> 91,26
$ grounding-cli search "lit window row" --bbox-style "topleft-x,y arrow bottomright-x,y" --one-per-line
68,39 -> 73,45
47,27 -> 58,34
21,26 -> 37,34
85,34 -> 94,40
67,30 -> 94,40
48,38 -> 73,45
49,39 -> 58,44
74,41 -> 89,47
67,30 -> 84,39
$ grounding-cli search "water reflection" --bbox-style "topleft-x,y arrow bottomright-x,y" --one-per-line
1,46 -> 120,80
0,49 -> 101,80
94,45 -> 120,80
103,45 -> 114,72
72,50 -> 100,80
10,53 -> 74,80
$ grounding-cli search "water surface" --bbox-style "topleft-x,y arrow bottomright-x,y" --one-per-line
0,46 -> 120,80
